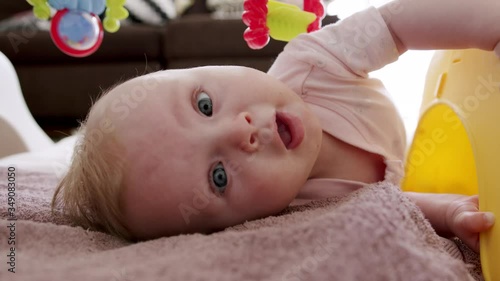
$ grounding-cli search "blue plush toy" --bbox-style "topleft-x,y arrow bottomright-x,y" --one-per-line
27,0 -> 128,57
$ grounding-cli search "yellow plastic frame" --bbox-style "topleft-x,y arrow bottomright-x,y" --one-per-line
402,49 -> 499,281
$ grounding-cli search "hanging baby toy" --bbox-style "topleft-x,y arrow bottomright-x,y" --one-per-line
26,0 -> 129,57
242,0 -> 325,49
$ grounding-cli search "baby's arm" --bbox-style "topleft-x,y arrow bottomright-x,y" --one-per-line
379,0 -> 500,55
376,0 -> 499,252
405,192 -> 495,252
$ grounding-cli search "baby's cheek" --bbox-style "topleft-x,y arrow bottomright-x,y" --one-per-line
257,179 -> 297,207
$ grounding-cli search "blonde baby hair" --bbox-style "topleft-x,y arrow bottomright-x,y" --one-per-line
51,103 -> 132,241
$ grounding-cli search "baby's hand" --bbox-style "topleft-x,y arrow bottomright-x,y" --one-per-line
446,195 -> 495,252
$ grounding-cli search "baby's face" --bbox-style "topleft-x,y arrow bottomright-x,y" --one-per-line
96,66 -> 322,239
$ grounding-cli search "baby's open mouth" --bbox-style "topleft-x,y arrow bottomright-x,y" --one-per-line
276,115 -> 292,149
275,112 -> 305,150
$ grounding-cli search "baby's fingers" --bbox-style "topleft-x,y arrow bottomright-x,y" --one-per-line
455,211 -> 495,233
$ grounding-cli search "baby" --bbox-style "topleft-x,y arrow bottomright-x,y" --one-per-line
52,0 -> 498,252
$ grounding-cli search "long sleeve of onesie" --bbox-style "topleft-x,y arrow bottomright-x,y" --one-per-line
268,7 -> 407,185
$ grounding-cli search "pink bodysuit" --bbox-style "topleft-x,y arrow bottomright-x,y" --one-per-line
267,7 -> 407,201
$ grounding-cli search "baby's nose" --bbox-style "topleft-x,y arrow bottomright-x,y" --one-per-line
228,112 -> 259,153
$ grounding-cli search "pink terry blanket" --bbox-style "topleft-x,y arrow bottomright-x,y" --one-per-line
0,169 -> 482,281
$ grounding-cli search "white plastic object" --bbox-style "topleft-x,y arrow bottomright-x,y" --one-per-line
0,51 -> 54,159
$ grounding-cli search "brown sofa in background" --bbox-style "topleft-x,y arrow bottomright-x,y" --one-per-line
0,1 -> 337,139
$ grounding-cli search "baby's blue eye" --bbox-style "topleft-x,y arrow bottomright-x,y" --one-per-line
197,92 -> 213,117
212,163 -> 227,193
